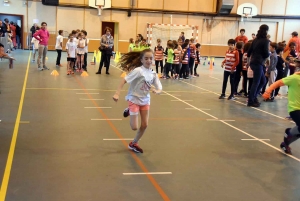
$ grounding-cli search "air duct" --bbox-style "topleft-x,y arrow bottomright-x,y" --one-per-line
217,0 -> 234,15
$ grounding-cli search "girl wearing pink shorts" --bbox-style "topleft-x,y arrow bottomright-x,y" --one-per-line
113,49 -> 162,153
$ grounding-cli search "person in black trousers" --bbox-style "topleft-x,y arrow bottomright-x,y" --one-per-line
247,24 -> 270,107
234,42 -> 244,95
274,46 -> 285,97
96,27 -> 114,75
55,30 -> 63,67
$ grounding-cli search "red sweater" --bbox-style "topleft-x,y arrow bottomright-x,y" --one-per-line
222,50 -> 239,72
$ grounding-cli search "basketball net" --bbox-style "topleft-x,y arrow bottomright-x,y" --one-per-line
97,5 -> 103,16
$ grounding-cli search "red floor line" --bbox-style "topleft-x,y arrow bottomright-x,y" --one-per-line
73,76 -> 171,201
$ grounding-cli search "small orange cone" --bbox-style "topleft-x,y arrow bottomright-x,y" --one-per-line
51,70 -> 59,76
81,71 -> 89,77
120,72 -> 126,78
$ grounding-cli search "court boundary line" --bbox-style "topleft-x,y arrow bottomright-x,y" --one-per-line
0,52 -> 32,200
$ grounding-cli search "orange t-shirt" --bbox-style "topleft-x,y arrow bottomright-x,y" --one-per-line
235,35 -> 248,44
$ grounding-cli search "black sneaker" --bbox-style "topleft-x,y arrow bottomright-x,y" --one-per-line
280,142 -> 292,155
128,142 -> 143,153
123,108 -> 130,118
284,128 -> 291,145
228,95 -> 236,100
219,94 -> 226,99
264,97 -> 274,102
247,102 -> 261,107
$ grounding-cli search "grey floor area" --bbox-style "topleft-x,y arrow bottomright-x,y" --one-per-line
0,50 -> 299,201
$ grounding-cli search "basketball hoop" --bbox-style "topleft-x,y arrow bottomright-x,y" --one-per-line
97,5 -> 103,16
237,3 -> 257,22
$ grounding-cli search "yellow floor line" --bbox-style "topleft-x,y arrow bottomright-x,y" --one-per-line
0,52 -> 31,200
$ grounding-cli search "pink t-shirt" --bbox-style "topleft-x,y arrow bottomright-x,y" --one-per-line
33,29 -> 49,46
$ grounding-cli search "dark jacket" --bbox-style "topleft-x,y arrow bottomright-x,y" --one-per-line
30,26 -> 37,36
0,24 -> 7,36
247,38 -> 270,65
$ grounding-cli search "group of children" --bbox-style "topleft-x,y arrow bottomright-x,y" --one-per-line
31,29 -> 89,75
219,38 -> 298,101
129,37 -> 202,80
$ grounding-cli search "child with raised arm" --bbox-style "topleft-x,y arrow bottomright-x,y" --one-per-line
263,60 -> 300,155
112,49 -> 162,153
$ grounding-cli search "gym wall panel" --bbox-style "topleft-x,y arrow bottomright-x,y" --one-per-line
282,20 -> 300,42
84,8 -> 102,39
162,14 -> 187,25
59,0 -> 85,4
28,2 -> 56,32
237,0 -> 262,15
57,7 -> 84,34
111,11 -> 137,41
138,0 -> 163,10
230,0 -> 238,13
163,0 -> 188,11
261,0 -> 286,15
112,0 -> 131,8
137,13 -> 162,38
189,0 -> 216,12
285,0 -> 300,15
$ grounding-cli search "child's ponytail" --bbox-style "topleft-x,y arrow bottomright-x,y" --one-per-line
119,49 -> 153,72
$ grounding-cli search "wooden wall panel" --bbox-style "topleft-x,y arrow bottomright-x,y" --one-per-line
112,0 -> 131,8
59,0 -> 85,3
261,0 -> 286,15
282,20 -> 300,42
111,11 -> 137,40
84,9 -> 102,39
285,0 -> 300,15
162,14 -> 187,25
138,0 -> 163,10
28,2 -> 56,32
163,0 -> 188,11
189,0 -> 216,12
137,13 -> 162,38
57,7 -> 84,33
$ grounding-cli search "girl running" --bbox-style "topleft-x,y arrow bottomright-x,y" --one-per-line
263,59 -> 300,154
112,49 -> 162,153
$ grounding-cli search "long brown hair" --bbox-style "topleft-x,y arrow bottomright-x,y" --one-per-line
119,49 -> 153,72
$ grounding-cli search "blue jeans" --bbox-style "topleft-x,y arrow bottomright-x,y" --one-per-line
248,63 -> 266,104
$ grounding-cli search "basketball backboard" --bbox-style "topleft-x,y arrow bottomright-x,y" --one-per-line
89,0 -> 111,9
237,3 -> 258,17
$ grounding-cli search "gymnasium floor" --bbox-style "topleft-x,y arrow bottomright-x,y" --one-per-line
0,50 -> 299,201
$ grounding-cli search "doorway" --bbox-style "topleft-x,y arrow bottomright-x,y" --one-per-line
101,21 -> 119,52
0,13 -> 24,50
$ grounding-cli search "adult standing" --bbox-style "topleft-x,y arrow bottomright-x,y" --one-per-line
247,24 -> 270,107
15,23 -> 21,49
0,20 -> 7,37
30,23 -> 38,37
179,32 -> 185,43
4,19 -> 10,33
96,27 -> 114,75
235,29 -> 248,44
33,22 -> 50,71
284,31 -> 300,54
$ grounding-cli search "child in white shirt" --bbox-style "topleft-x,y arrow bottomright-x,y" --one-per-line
31,27 -> 40,62
65,34 -> 77,75
55,30 -> 64,67
82,30 -> 89,71
76,32 -> 86,72
112,49 -> 162,153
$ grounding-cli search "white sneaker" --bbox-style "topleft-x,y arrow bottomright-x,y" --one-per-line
43,66 -> 50,70
38,67 -> 43,71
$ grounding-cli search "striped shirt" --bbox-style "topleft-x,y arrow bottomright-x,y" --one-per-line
195,50 -> 200,64
154,46 -> 164,60
222,50 -> 239,72
182,48 -> 189,64
190,44 -> 196,58
242,53 -> 248,70
173,49 -> 181,64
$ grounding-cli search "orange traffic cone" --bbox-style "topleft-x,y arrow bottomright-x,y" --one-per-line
51,70 -> 59,76
81,71 -> 89,77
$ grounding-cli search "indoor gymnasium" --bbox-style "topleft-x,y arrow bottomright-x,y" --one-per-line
0,0 -> 300,200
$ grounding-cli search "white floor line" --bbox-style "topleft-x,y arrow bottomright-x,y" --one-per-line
241,139 -> 270,141
209,76 -> 221,80
91,119 -> 122,121
80,98 -> 104,100
162,91 -> 300,163
186,108 -> 211,110
76,93 -> 99,95
200,92 -> 214,93
171,100 -> 193,102
123,172 -> 172,175
180,80 -> 292,122
84,107 -> 112,109
161,94 -> 181,96
103,138 -> 133,141
207,119 -> 235,122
